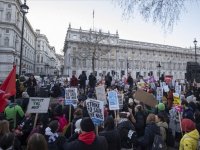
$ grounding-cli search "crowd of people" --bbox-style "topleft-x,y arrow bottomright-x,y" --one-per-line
0,71 -> 200,150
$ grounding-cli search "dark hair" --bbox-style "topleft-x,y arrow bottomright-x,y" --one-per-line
104,116 -> 115,130
157,113 -> 165,122
48,120 -> 59,133
80,117 -> 95,132
0,133 -> 15,150
27,133 -> 48,150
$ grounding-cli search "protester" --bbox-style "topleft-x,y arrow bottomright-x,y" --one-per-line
70,75 -> 78,87
63,117 -> 108,150
27,133 -> 48,150
78,71 -> 87,93
89,73 -> 97,89
156,113 -> 168,141
99,116 -> 121,150
23,75 -> 37,97
105,72 -> 112,89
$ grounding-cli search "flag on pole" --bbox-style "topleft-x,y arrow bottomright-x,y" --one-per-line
0,65 -> 16,112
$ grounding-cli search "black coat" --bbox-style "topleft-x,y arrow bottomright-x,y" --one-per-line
63,136 -> 108,150
138,122 -> 160,150
99,129 -> 121,150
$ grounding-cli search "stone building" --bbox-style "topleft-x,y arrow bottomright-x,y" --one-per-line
0,0 -> 63,80
63,24 -> 198,80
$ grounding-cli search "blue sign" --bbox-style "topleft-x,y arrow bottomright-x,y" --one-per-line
108,91 -> 119,110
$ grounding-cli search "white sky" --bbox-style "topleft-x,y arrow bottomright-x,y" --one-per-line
26,0 -> 200,54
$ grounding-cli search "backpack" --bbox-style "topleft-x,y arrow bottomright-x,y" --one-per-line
152,134 -> 167,150
165,127 -> 175,147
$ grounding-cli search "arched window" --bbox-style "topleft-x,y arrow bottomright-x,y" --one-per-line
41,56 -> 43,63
4,37 -> 9,47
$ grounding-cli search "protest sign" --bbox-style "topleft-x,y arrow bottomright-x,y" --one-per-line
27,97 -> 50,113
173,93 -> 181,105
65,88 -> 77,105
156,87 -> 163,101
163,85 -> 169,92
175,85 -> 181,95
118,94 -> 124,109
108,91 -> 119,110
95,86 -> 106,101
86,99 -> 104,126
135,89 -> 157,107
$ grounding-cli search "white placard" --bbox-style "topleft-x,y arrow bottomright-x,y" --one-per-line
86,99 -> 104,126
65,88 -> 77,105
163,85 -> 169,92
27,97 -> 50,113
156,87 -> 163,101
95,86 -> 106,101
108,91 -> 119,110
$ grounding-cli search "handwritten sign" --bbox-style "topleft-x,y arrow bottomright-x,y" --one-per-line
95,86 -> 106,101
86,99 -> 104,126
156,87 -> 163,101
27,97 -> 50,113
65,88 -> 77,105
108,91 -> 119,110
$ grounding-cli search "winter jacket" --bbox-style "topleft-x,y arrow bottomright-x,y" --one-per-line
138,122 -> 160,150
24,78 -> 37,97
99,129 -> 121,150
63,131 -> 108,150
134,111 -> 146,137
183,107 -> 194,121
156,121 -> 168,141
70,76 -> 78,87
179,129 -> 199,150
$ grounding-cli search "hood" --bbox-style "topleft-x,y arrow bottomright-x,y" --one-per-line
147,123 -> 160,135
186,129 -> 200,140
157,122 -> 168,128
78,131 -> 96,145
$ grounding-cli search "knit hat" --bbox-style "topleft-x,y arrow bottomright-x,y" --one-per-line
181,118 -> 196,132
157,103 -> 165,111
80,117 -> 95,132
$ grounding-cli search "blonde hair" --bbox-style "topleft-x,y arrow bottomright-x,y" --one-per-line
27,133 -> 48,150
146,113 -> 156,124
0,120 -> 10,135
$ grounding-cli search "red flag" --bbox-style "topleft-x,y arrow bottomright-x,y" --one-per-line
0,65 -> 16,112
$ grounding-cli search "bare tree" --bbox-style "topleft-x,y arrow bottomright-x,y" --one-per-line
78,29 -> 112,73
114,0 -> 191,30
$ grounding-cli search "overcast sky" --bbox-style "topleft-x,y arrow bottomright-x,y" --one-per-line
26,0 -> 200,54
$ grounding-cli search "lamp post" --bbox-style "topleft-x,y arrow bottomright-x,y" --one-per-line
157,62 -> 161,80
194,38 -> 197,63
19,0 -> 29,76
127,58 -> 129,77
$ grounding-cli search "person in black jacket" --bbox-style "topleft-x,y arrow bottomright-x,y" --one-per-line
23,75 -> 37,97
138,113 -> 160,150
78,71 -> 87,94
63,117 -> 108,150
99,116 -> 121,150
89,73 -> 97,89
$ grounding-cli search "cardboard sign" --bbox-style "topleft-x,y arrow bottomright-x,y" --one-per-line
135,89 -> 157,107
65,88 -> 77,105
95,86 -> 106,101
27,97 -> 50,113
108,91 -> 119,110
118,94 -> 124,109
173,93 -> 181,105
86,99 -> 104,126
156,87 -> 163,101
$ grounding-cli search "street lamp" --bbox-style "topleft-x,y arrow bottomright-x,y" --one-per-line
127,58 -> 129,77
157,62 -> 161,79
19,0 -> 29,76
194,38 -> 197,63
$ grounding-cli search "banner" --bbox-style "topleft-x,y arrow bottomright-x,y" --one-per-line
27,97 -> 50,113
173,93 -> 181,105
118,94 -> 124,109
156,87 -> 163,101
86,99 -> 104,126
108,91 -> 119,110
65,88 -> 77,105
95,86 -> 106,101
135,89 -> 157,107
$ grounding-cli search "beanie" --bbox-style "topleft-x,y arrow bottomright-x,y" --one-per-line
80,117 -> 95,132
181,118 -> 196,132
157,103 -> 165,111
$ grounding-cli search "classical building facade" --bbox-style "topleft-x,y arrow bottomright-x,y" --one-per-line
0,0 -> 63,80
63,25 -> 198,80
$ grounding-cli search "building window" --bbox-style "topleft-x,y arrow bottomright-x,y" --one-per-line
5,29 -> 9,33
41,57 -> 43,63
8,3 -> 11,8
83,59 -> 86,68
37,55 -> 40,63
37,67 -> 39,73
6,12 -> 11,21
41,68 -> 43,73
4,37 -> 9,47
72,58 -> 76,67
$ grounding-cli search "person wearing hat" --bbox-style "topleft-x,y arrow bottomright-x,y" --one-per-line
179,118 -> 199,150
63,117 -> 108,150
156,103 -> 169,123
